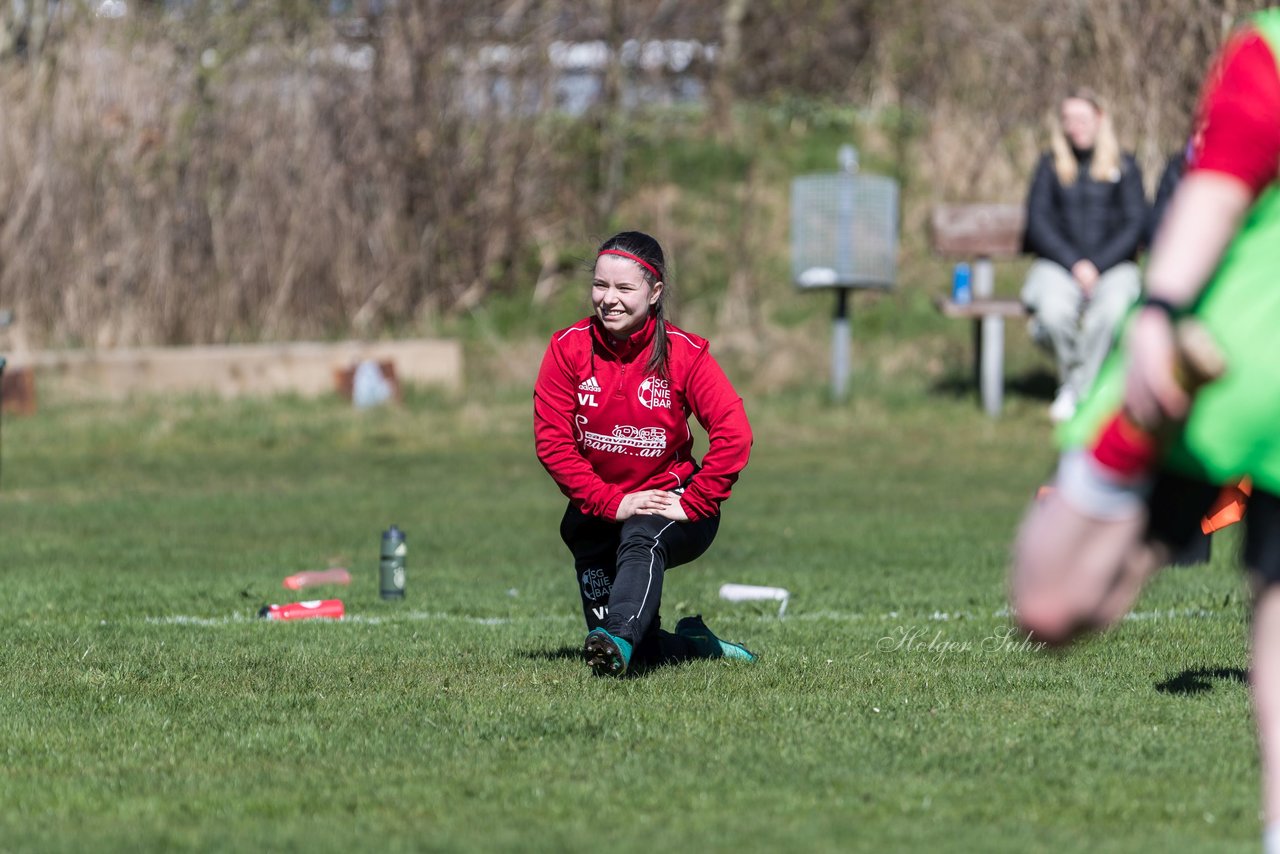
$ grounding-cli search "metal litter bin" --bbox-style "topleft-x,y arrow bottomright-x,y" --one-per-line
790,146 -> 899,399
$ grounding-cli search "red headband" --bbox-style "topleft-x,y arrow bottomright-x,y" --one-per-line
597,248 -> 661,280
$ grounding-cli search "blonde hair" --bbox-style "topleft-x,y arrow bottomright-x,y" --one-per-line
1050,88 -> 1121,185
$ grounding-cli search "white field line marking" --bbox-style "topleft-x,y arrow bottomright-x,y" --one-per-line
790,607 -> 1222,623
142,611 -> 548,627
141,606 -> 1227,627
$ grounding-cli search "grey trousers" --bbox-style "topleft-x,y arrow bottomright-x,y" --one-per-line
1020,259 -> 1141,398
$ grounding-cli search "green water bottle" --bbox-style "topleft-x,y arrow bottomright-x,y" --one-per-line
380,525 -> 406,600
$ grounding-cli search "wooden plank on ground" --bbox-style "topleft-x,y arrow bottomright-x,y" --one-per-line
11,339 -> 462,401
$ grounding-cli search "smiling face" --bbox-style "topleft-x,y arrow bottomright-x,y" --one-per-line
591,254 -> 663,340
1060,97 -> 1102,151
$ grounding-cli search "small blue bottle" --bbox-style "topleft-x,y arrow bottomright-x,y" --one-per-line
952,262 -> 973,305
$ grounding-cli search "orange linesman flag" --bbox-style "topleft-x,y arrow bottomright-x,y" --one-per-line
1202,477 -> 1252,535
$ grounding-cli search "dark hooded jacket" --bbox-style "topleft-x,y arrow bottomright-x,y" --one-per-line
1022,149 -> 1147,272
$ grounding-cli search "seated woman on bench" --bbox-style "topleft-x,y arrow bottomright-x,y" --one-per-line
1020,88 -> 1147,423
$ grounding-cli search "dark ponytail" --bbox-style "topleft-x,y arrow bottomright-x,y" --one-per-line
597,231 -> 669,378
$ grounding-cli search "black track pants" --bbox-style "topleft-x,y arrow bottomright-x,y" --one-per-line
560,503 -> 719,661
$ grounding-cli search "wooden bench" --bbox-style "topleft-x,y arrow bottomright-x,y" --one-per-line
930,204 -> 1027,416
0,362 -> 35,415
0,310 -> 30,416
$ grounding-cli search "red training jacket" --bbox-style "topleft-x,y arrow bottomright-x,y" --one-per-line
534,314 -> 752,521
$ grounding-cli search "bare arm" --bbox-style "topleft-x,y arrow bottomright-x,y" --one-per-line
1125,171 -> 1253,424
1145,171 -> 1253,302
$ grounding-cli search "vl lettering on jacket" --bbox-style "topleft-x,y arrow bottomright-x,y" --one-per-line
578,376 -> 602,408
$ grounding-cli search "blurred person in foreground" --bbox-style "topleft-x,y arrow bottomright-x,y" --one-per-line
1021,88 -> 1148,423
534,231 -> 757,677
1011,13 -> 1280,849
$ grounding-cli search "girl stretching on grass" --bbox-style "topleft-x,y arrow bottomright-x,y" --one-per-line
534,231 -> 757,677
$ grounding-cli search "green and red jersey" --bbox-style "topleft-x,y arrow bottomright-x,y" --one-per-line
1066,11 -> 1280,493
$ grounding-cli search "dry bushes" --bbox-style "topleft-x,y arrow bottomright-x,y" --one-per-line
0,23 -> 401,347
839,0 -> 1270,201
0,1 -> 1272,348
720,0 -> 1271,199
0,4 -> 587,348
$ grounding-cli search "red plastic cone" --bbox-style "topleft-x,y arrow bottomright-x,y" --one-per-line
283,568 -> 352,590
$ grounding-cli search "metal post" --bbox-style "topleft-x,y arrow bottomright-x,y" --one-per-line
832,287 -> 850,401
980,315 -> 1004,416
835,144 -> 858,281
831,145 -> 858,403
972,256 -> 1003,416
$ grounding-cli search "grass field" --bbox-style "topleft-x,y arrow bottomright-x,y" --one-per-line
0,377 -> 1260,852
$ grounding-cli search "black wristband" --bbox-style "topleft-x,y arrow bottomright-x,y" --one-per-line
1140,294 -> 1185,319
